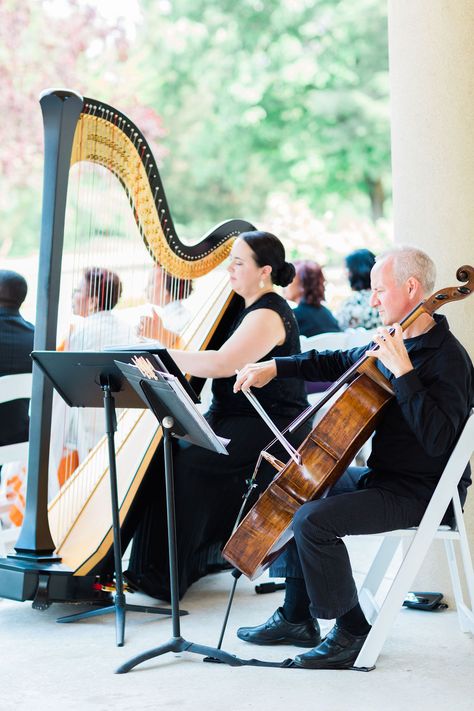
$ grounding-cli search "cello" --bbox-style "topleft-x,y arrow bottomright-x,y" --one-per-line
223,264 -> 474,579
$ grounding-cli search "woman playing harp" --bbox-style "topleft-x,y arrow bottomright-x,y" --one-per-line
50,267 -> 131,492
125,230 -> 311,601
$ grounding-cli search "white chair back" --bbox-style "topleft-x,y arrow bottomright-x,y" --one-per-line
354,409 -> 474,670
0,372 -> 33,556
300,331 -> 348,352
0,372 -> 32,404
345,327 -> 376,348
300,328 -> 375,353
0,373 -> 33,466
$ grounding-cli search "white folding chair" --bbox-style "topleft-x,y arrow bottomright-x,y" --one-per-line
345,327 -> 376,348
0,373 -> 32,464
0,372 -> 32,556
300,331 -> 348,352
354,409 -> 474,669
300,331 -> 348,412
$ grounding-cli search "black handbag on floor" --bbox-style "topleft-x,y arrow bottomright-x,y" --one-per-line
403,591 -> 448,611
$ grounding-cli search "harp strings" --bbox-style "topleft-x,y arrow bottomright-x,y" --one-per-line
50,114 -> 153,543
46,104 -> 231,549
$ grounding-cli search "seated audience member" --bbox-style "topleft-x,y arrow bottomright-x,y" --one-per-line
337,248 -> 382,330
284,260 -> 341,337
50,267 -> 130,488
138,264 -> 193,346
67,267 -> 129,350
0,270 -> 34,447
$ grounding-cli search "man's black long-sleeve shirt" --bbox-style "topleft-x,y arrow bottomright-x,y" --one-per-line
275,315 -> 474,504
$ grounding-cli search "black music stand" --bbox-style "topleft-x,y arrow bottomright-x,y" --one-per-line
31,350 -> 187,647
114,359 -> 244,673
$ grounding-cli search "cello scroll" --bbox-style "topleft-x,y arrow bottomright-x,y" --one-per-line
419,264 -> 473,315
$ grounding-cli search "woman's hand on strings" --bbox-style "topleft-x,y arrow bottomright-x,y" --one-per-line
234,360 -> 277,392
137,310 -> 181,348
366,323 -> 414,378
138,310 -> 163,340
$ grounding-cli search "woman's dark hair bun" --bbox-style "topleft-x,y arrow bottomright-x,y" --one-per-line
239,230 -> 293,286
274,262 -> 295,287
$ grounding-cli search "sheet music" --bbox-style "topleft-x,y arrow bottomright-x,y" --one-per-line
104,344 -> 200,403
154,369 -> 231,449
116,359 -> 229,455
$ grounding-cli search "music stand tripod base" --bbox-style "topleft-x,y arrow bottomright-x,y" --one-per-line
116,636 -> 244,673
56,599 -> 186,625
112,380 -> 239,671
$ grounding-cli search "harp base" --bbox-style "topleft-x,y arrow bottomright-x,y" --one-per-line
0,558 -> 111,606
9,552 -> 61,564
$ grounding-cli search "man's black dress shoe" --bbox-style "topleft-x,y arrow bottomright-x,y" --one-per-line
293,623 -> 369,669
237,607 -> 321,647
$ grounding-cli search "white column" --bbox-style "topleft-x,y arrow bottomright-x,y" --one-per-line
388,0 -> 474,604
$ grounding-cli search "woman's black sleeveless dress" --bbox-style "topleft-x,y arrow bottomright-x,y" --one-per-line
126,292 -> 309,600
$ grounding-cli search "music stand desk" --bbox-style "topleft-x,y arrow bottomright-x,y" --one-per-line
31,350 -> 186,646
114,360 -> 243,673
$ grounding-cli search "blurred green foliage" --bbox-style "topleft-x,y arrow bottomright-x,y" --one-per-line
135,0 -> 390,234
0,0 -> 390,256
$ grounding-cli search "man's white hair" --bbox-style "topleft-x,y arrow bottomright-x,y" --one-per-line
375,245 -> 436,296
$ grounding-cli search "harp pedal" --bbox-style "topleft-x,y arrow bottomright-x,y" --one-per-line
32,574 -> 52,611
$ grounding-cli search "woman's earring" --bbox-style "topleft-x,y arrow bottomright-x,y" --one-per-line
259,279 -> 265,289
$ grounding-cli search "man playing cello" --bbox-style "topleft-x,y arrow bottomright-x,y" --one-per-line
233,246 -> 474,669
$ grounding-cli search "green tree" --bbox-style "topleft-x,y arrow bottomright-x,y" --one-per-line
1,0 -> 391,254
135,0 -> 390,231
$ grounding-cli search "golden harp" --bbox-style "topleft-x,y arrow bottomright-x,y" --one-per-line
0,89 -> 254,607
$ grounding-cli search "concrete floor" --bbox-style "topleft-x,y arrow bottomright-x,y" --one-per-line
0,536 -> 473,711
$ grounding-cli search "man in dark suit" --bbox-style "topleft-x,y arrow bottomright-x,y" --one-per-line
0,270 -> 34,446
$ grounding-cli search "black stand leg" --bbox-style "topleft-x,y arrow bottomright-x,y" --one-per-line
57,384 -> 186,646
116,417 -> 240,672
208,458 -> 262,653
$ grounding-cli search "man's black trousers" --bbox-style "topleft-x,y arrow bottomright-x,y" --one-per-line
272,467 -> 428,620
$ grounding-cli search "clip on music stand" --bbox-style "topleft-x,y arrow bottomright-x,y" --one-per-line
31,350 -> 186,647
114,359 -> 244,673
